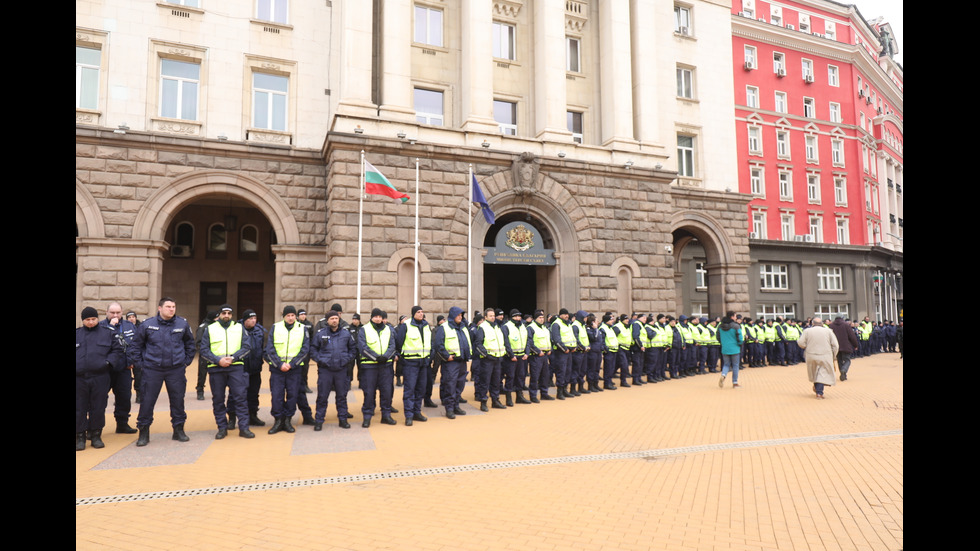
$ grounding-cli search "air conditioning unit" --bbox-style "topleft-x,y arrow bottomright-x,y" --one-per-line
866,96 -> 873,104
804,74 -> 814,83
738,11 -> 746,17
679,26 -> 689,36
877,107 -> 883,114
170,245 -> 191,258
794,235 -> 804,242
744,61 -> 755,70
758,17 -> 766,22
786,24 -> 795,30
750,232 -> 760,239
777,68 -> 786,77
803,235 -> 815,242
858,89 -> 865,97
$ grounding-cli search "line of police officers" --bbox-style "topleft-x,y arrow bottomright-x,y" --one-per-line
78,297 -> 821,451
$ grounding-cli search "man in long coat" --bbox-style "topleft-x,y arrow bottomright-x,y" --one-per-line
796,317 -> 839,399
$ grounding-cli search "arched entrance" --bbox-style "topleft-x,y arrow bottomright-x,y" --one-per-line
671,210 -> 743,318
482,212 -> 557,316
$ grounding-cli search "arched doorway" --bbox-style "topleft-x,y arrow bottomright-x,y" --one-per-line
671,210 -> 744,318
482,212 -> 557,316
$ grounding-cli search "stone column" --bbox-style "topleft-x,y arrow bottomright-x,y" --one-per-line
533,0 -> 571,141
337,0 -> 378,117
379,0 -> 416,123
460,0 -> 499,133
630,0 -> 659,147
598,0 -> 637,149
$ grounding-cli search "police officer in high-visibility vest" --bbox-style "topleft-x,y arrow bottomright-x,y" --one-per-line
357,308 -> 397,427
677,315 -> 694,377
473,307 -> 507,411
434,306 -> 472,419
570,310 -> 590,395
501,309 -> 530,405
199,304 -> 254,440
641,314 -> 659,382
550,308 -> 578,399
265,305 -> 310,435
526,309 -> 553,401
600,313 -> 620,390
783,319 -> 801,365
614,314 -> 634,386
395,306 -> 432,426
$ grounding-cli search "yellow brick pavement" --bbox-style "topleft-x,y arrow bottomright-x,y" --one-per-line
77,353 -> 903,550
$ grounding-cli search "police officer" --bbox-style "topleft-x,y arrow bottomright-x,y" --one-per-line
357,308 -> 397,427
129,297 -> 197,447
473,307 -> 507,411
265,305 -> 310,435
599,313 -> 619,390
526,309 -> 553,401
77,306 -> 125,451
570,310 -> 590,395
501,309 -> 530,405
98,302 -> 138,435
550,309 -> 578,399
630,313 -> 648,385
395,305 -> 432,425
199,304 -> 254,439
434,306 -> 472,418
240,309 -> 267,427
585,314 -> 604,392
311,310 -> 357,430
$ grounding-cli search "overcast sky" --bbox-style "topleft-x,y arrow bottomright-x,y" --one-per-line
852,0 -> 903,66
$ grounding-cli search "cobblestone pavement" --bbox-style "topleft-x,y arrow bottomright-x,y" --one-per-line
77,353 -> 903,550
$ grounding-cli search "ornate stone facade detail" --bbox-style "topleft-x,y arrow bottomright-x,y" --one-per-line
511,152 -> 539,198
566,1 -> 587,33
493,0 -> 522,20
247,129 -> 291,144
152,119 -> 201,135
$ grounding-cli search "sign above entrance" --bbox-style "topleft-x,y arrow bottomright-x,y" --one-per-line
485,221 -> 556,266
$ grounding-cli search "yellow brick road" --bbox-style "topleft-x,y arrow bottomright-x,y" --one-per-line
77,354 -> 902,550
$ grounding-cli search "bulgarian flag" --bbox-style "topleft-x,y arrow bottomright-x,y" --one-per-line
364,160 -> 409,203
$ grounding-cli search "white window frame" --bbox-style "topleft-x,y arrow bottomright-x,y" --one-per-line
208,222 -> 227,252
252,72 -> 288,131
776,130 -> 790,159
742,0 -> 755,19
567,111 -> 583,144
750,167 -> 764,196
752,211 -> 767,239
828,65 -> 839,87
802,58 -> 814,81
809,216 -> 823,242
805,134 -> 818,162
836,218 -> 849,244
414,5 -> 444,47
817,266 -> 842,291
744,45 -> 757,69
492,21 -> 516,61
799,13 -> 811,33
807,173 -> 820,202
758,304 -> 796,321
746,85 -> 759,108
676,66 -> 694,99
695,261 -> 707,290
760,264 -> 789,290
803,97 -> 815,118
677,134 -> 695,178
168,0 -> 200,6
829,102 -> 841,123
76,46 -> 101,110
414,88 -> 444,126
770,6 -> 782,26
774,91 -> 787,113
256,0 -> 288,24
824,21 -> 836,40
832,139 -> 845,166
834,177 -> 847,206
240,224 -> 260,253
566,36 -> 581,72
780,213 -> 794,240
160,58 -> 200,121
748,125 -> 762,154
779,171 -> 793,200
773,52 -> 785,75
815,303 -> 848,319
494,99 -> 517,135
674,4 -> 692,34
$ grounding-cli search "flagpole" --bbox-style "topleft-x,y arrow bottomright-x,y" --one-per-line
414,158 -> 420,306
467,164 -> 472,321
357,150 -> 365,318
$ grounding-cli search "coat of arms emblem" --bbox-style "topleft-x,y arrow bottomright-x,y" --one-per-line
505,224 -> 534,251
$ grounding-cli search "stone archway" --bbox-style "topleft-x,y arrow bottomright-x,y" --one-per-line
671,210 -> 744,317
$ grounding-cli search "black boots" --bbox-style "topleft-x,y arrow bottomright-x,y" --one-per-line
76,432 -> 86,451
115,418 -> 137,434
136,426 -> 150,447
268,417 -> 285,434
172,424 -> 189,442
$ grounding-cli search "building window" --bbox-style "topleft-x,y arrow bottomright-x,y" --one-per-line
742,0 -> 755,19
76,46 -> 100,110
805,134 -> 818,162
760,264 -> 789,290
746,86 -> 759,108
744,45 -> 756,69
802,58 -> 814,81
566,37 -> 581,72
834,177 -> 847,205
807,173 -> 820,202
168,0 -> 200,6
752,212 -> 767,239
240,225 -> 259,253
824,21 -> 836,40
414,5 -> 443,46
256,0 -> 288,24
208,223 -> 227,252
750,167 -> 764,196
676,66 -> 694,99
252,73 -> 288,131
809,216 -> 822,242
748,126 -> 762,154
774,91 -> 787,113
492,22 -> 516,60
677,135 -> 695,177
828,65 -> 839,86
803,97 -> 815,118
695,262 -> 707,290
779,171 -> 792,200
776,130 -> 790,158
160,59 -> 200,121
773,52 -> 785,75
770,6 -> 782,26
567,111 -> 583,144
829,102 -> 841,123
674,4 -> 692,34
817,266 -> 842,291
757,304 -> 796,321
175,222 -> 194,248
799,13 -> 810,33
832,139 -> 844,166
494,100 -> 517,135
780,213 -> 794,240
414,88 -> 444,126
836,218 -> 849,244
815,303 -> 848,319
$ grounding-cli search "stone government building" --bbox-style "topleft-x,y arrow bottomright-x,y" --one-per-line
76,0 -> 763,327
